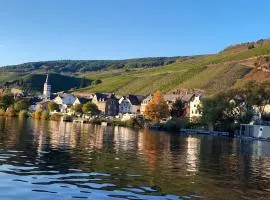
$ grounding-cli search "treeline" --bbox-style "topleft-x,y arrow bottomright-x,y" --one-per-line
221,38 -> 270,53
201,80 -> 270,133
0,57 -> 186,74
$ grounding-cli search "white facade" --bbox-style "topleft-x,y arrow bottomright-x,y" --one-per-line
53,94 -> 77,114
43,74 -> 51,100
140,95 -> 152,115
189,95 -> 202,119
73,98 -> 81,106
119,97 -> 132,114
53,94 -> 76,106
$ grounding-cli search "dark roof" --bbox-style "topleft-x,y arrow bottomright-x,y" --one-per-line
78,97 -> 89,104
127,94 -> 145,105
29,97 -> 43,105
95,93 -> 109,101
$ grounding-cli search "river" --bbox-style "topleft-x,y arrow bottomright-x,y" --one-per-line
0,117 -> 269,199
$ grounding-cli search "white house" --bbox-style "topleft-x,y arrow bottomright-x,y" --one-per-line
54,94 -> 76,105
119,97 -> 132,114
119,95 -> 145,114
189,95 -> 202,120
73,97 -> 89,106
140,95 -> 152,115
53,94 -> 77,113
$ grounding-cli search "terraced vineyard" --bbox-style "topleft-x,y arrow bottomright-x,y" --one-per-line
76,43 -> 270,95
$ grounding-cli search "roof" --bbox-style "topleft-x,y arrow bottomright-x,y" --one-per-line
29,97 -> 43,105
77,97 -> 89,104
56,93 -> 76,98
127,94 -> 145,105
164,94 -> 182,102
95,93 -> 109,101
163,93 -> 195,102
181,94 -> 195,102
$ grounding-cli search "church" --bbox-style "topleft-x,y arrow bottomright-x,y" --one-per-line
43,73 -> 51,100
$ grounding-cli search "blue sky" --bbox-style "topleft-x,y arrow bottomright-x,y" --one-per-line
0,0 -> 269,66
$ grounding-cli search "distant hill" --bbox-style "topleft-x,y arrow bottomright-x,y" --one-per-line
1,38 -> 270,95
1,73 -> 91,94
0,56 -> 196,74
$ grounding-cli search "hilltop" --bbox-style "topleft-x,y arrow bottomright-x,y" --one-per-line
1,38 -> 270,95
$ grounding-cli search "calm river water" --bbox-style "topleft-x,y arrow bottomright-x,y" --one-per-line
0,117 -> 269,200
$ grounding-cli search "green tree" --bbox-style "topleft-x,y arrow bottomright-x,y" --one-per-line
0,95 -> 14,109
94,79 -> 102,85
82,102 -> 100,115
48,102 -> 59,112
170,99 -> 185,118
73,104 -> 83,113
14,100 -> 30,111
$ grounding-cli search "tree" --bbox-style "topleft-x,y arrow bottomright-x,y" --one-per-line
0,95 -> 14,109
82,102 -> 100,115
248,43 -> 255,49
94,79 -> 102,85
14,100 -> 30,111
73,103 -> 83,113
48,102 -> 59,112
145,91 -> 169,122
170,99 -> 185,118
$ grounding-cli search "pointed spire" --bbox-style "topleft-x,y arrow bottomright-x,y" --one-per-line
45,73 -> 50,84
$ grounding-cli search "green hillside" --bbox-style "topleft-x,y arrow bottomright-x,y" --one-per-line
1,73 -> 91,94
1,39 -> 270,95
77,42 -> 270,95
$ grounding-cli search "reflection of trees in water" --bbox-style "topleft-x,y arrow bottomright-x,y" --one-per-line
1,118 -> 270,199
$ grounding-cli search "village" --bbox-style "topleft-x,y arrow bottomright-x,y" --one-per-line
0,73 -> 203,128
1,73 -> 270,140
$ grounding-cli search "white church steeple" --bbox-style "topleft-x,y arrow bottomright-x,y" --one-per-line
43,73 -> 51,100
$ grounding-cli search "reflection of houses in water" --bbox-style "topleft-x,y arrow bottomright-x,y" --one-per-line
239,139 -> 270,182
137,130 -> 171,172
186,136 -> 200,173
241,139 -> 270,157
113,126 -> 137,152
49,121 -> 76,149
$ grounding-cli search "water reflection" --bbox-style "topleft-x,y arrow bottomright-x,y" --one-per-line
0,117 -> 269,199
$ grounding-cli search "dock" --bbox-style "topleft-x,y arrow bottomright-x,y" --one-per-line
180,129 -> 230,136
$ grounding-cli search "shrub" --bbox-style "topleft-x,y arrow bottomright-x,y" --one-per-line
32,109 -> 42,119
50,113 -> 62,121
0,108 -> 5,116
18,110 -> 28,119
48,102 -> 59,112
5,106 -> 16,117
14,100 -> 30,112
73,104 -> 82,113
41,110 -> 50,120
94,79 -> 102,85
63,115 -> 73,122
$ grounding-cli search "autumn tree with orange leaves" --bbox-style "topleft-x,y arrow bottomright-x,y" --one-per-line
145,91 -> 169,122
